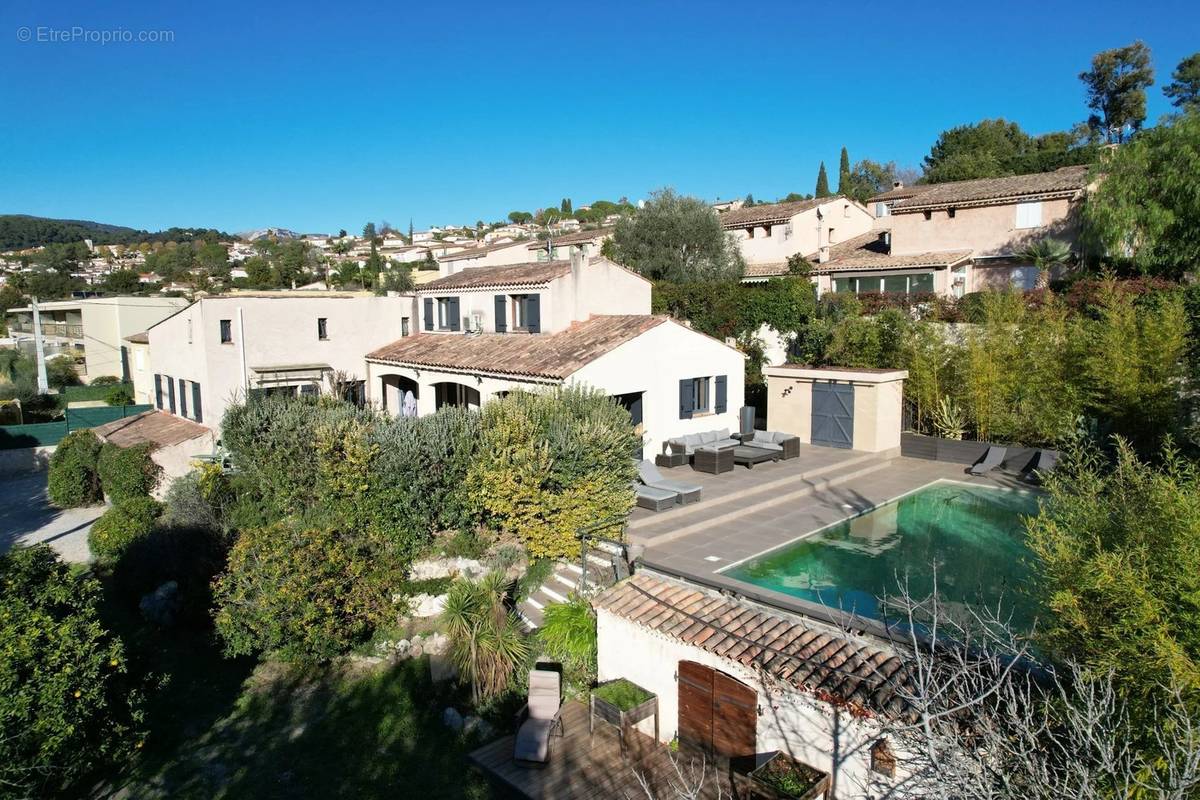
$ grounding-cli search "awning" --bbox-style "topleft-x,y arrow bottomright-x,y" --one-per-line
249,363 -> 331,385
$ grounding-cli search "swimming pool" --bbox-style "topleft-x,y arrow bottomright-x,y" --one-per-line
722,481 -> 1041,629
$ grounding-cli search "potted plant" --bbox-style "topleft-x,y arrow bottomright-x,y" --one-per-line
589,678 -> 658,751
734,751 -> 830,800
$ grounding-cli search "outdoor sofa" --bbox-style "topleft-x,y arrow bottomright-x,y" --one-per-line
663,428 -> 740,457
743,430 -> 800,460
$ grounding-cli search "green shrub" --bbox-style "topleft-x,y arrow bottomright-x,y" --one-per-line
88,497 -> 162,564
467,387 -> 638,558
45,358 -> 81,390
46,429 -> 102,507
592,678 -> 652,711
88,375 -> 122,386
112,523 -> 230,626
0,545 -> 144,797
104,385 -> 134,406
212,522 -> 404,662
538,595 -> 597,688
98,442 -> 161,503
160,463 -> 234,533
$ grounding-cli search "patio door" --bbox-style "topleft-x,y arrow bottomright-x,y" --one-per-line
677,661 -> 757,759
613,391 -> 644,460
812,382 -> 854,449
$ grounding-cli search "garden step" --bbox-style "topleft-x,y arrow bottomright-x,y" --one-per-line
626,451 -> 882,534
516,602 -> 542,630
633,458 -> 897,549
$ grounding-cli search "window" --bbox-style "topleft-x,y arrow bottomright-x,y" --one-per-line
691,377 -> 710,414
883,275 -> 908,293
512,295 -> 531,329
437,298 -> 453,328
134,350 -> 145,371
875,202 -> 890,218
401,317 -> 410,337
909,272 -> 935,293
1015,201 -> 1043,229
843,204 -> 851,218
299,383 -> 319,397
947,207 -> 956,218
317,317 -> 328,340
833,273 -> 935,295
828,227 -> 837,244
832,277 -> 858,294
219,319 -> 232,344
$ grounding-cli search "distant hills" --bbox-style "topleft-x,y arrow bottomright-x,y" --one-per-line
0,214 -> 233,251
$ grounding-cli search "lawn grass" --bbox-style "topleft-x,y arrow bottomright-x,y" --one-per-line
90,582 -> 498,799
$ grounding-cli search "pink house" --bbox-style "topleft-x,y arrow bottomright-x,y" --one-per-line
811,165 -> 1091,297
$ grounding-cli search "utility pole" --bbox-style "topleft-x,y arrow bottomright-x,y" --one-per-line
30,296 -> 49,394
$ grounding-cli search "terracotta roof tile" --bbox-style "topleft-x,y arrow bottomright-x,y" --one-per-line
719,197 -> 832,228
525,226 -> 614,249
365,314 -> 668,380
742,262 -> 790,278
419,261 -> 571,291
889,165 -> 1089,212
813,232 -> 973,274
91,410 -> 210,449
438,240 -> 528,262
595,573 -> 913,718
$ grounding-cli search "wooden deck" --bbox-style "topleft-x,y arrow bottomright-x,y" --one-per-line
468,701 -> 730,799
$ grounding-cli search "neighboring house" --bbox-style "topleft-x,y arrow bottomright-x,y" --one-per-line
723,197 -> 874,277
144,293 -> 415,430
836,165 -> 1091,296
526,227 -> 613,262
125,332 -> 153,405
436,239 -> 534,275
364,255 -> 745,456
484,223 -> 536,242
5,296 -> 189,381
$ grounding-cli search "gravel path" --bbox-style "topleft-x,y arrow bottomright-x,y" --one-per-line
0,471 -> 101,562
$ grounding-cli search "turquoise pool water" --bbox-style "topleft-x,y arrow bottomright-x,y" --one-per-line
723,482 -> 1041,629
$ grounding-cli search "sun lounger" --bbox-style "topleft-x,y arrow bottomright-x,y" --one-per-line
1022,449 -> 1058,484
969,445 -> 1007,476
513,668 -> 565,767
637,460 -> 702,504
635,482 -> 679,511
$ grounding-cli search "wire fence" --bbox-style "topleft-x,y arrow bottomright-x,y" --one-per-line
0,404 -> 153,450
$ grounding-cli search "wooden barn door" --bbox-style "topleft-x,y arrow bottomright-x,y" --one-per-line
677,661 -> 757,759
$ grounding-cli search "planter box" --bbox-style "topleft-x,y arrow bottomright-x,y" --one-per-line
733,752 -> 830,800
589,679 -> 659,751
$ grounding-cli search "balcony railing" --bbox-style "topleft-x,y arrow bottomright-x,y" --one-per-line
8,321 -> 83,338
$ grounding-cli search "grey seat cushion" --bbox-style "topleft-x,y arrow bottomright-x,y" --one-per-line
669,429 -> 738,455
514,718 -> 556,762
635,483 -> 676,501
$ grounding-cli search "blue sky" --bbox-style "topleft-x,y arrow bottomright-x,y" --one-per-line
1,0 -> 1197,235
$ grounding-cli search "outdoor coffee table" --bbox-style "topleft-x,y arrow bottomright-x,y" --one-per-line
732,445 -> 780,469
692,445 -> 735,474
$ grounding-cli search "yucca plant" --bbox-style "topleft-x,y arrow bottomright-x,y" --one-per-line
441,571 -> 529,705
931,395 -> 967,441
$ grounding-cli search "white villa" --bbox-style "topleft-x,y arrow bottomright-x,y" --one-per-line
722,197 -> 874,280
365,254 -> 745,457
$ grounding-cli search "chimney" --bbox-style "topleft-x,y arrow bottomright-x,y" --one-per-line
570,248 -> 585,279
892,180 -> 903,189
818,245 -> 830,264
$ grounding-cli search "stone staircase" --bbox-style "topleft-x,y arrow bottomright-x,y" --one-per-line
516,546 -> 621,631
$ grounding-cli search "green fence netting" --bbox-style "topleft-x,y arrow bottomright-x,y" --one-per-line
0,404 -> 154,450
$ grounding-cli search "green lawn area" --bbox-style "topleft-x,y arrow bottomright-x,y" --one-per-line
91,597 -> 500,799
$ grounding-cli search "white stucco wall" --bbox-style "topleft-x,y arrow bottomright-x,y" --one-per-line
147,294 -> 413,431
730,200 -> 874,266
77,297 -> 189,379
597,609 -> 904,799
571,320 -> 745,456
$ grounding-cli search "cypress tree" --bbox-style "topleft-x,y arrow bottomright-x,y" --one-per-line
838,147 -> 851,195
815,162 -> 831,198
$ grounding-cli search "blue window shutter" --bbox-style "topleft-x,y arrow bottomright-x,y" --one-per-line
192,383 -> 203,424
494,295 -> 507,333
166,377 -> 176,414
423,298 -> 434,331
526,294 -> 540,333
714,375 -> 728,414
154,374 -> 162,409
448,297 -> 461,331
679,379 -> 694,420
179,379 -> 188,418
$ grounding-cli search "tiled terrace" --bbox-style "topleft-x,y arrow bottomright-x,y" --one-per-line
630,445 -> 1030,632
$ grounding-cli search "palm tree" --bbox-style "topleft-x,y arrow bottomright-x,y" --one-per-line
441,571 -> 529,705
1017,238 -> 1073,290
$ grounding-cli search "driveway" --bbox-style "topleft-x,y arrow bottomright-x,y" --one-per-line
0,472 -> 102,562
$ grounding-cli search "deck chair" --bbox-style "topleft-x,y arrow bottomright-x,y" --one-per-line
513,668 -> 565,767
1022,449 -> 1058,485
634,481 -> 679,511
969,445 -> 1007,476
637,460 -> 702,504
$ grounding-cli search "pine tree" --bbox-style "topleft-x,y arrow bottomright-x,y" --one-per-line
838,147 -> 851,195
815,162 -> 831,198
408,219 -> 414,243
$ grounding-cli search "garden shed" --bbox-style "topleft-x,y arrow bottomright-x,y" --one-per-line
762,365 -> 907,453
